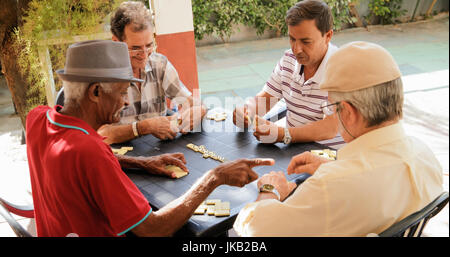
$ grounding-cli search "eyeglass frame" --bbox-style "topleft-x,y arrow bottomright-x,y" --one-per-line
127,42 -> 157,56
320,101 -> 341,116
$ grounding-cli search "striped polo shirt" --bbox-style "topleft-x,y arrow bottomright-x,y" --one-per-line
263,43 -> 345,149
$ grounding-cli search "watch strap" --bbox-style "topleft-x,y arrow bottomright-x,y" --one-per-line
259,184 -> 281,201
132,121 -> 140,137
283,127 -> 292,144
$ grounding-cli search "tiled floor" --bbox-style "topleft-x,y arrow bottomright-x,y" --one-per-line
0,15 -> 448,237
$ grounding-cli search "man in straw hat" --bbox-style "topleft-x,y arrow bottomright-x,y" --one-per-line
233,41 -> 443,236
26,40 -> 274,236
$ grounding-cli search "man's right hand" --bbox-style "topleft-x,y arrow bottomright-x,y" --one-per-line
141,153 -> 188,178
211,158 -> 275,188
139,116 -> 178,140
233,106 -> 253,129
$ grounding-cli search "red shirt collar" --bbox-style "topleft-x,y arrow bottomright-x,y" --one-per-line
47,105 -> 105,140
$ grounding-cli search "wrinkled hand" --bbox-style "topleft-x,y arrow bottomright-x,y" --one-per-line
257,171 -> 297,201
287,152 -> 331,175
141,116 -> 178,140
178,106 -> 205,134
233,105 -> 253,129
253,116 -> 283,144
141,153 -> 188,178
212,158 -> 275,187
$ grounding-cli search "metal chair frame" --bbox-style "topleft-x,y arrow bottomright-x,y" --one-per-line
379,191 -> 449,237
0,197 -> 34,237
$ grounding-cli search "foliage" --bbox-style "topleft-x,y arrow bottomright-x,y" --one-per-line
367,0 -> 407,25
192,0 -> 360,41
325,0 -> 358,31
11,0 -> 124,114
192,0 -> 245,41
243,0 -> 297,37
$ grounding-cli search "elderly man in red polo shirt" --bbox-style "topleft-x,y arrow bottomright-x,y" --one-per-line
26,40 -> 274,237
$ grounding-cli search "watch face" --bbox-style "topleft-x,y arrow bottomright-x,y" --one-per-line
263,184 -> 274,191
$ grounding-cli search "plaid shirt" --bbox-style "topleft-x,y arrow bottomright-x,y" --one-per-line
119,53 -> 192,124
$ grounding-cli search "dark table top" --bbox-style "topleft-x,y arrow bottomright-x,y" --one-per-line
114,110 -> 326,236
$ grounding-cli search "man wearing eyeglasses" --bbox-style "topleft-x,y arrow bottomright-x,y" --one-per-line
233,41 -> 443,236
98,1 -> 206,144
233,0 -> 344,148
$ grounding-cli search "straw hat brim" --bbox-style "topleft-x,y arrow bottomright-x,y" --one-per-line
56,69 -> 144,83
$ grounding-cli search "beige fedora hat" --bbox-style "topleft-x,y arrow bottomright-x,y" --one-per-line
56,40 -> 143,83
320,41 -> 401,92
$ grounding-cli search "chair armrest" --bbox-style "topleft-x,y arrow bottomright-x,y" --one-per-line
264,101 -> 287,122
0,197 -> 34,218
0,202 -> 32,237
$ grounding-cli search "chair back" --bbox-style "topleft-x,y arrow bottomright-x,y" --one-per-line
56,87 -> 65,106
379,191 -> 449,237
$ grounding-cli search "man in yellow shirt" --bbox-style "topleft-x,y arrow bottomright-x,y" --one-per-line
233,41 -> 444,236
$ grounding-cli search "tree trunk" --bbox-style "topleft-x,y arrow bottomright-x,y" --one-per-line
0,0 -> 32,128
349,3 -> 364,27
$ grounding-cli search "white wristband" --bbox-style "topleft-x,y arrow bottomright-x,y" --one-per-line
132,121 -> 139,137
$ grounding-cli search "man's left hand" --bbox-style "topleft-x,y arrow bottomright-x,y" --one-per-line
257,171 -> 297,201
253,116 -> 284,144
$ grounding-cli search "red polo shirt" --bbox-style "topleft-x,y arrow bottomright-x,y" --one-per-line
26,105 -> 151,237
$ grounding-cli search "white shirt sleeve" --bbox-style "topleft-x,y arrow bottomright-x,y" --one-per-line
233,175 -> 329,236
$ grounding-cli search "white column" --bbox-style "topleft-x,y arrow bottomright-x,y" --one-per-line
152,0 -> 194,36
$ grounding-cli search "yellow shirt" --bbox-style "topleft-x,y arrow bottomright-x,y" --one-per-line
233,122 -> 443,236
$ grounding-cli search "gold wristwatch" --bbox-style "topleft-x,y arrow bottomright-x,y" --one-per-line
259,184 -> 280,201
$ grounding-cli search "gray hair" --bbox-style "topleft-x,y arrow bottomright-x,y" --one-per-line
329,77 -> 404,127
63,81 -> 114,105
110,1 -> 153,41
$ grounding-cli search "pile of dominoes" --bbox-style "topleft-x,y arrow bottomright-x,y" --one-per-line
206,110 -> 227,122
194,199 -> 230,217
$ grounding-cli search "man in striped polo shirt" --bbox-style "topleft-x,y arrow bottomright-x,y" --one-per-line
233,0 -> 344,149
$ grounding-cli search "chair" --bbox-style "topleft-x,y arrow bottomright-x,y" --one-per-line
378,191 -> 449,237
55,87 -> 65,106
0,197 -> 34,237
264,100 -> 287,122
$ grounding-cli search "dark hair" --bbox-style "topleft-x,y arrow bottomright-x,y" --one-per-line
110,1 -> 152,41
285,0 -> 333,36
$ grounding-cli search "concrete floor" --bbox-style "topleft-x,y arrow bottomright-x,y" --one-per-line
0,15 -> 448,237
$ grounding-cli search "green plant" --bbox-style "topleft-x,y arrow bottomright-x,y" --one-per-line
192,0 -> 245,42
192,0 -> 361,41
325,0 -> 358,31
244,0 -> 297,37
11,0 -> 124,114
367,0 -> 407,25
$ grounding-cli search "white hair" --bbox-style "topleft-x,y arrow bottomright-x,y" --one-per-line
62,81 -> 115,104
329,77 -> 404,127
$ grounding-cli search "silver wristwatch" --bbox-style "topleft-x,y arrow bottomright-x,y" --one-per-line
259,184 -> 281,201
283,127 -> 292,144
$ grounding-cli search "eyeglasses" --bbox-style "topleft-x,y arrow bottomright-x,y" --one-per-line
128,43 -> 157,56
320,101 -> 340,116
